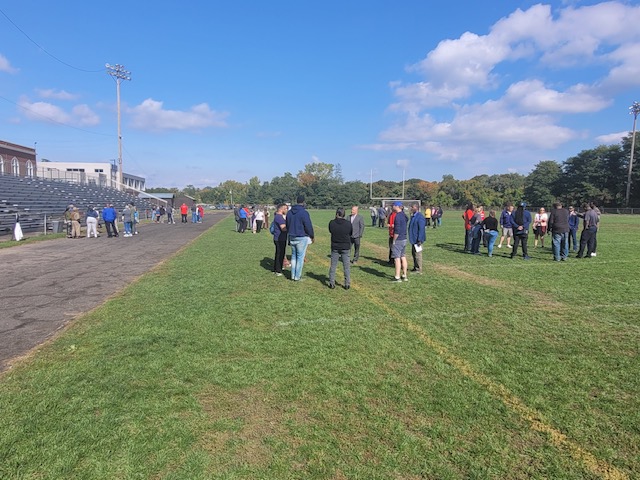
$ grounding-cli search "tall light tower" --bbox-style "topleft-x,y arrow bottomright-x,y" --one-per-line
106,63 -> 131,190
626,101 -> 640,207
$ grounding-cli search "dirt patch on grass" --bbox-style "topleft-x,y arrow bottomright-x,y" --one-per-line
198,384 -> 305,471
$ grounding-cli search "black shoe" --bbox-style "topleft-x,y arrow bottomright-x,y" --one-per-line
344,285 -> 350,290
328,283 -> 336,289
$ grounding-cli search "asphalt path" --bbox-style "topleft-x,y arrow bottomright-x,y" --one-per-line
0,213 -> 228,372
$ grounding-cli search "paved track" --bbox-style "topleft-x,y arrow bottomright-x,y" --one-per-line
0,214 -> 228,372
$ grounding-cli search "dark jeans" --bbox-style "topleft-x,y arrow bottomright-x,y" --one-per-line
577,227 -> 597,257
239,218 -> 248,233
351,237 -> 361,262
181,213 -> 188,223
471,233 -> 481,253
273,240 -> 287,273
371,216 -> 377,227
329,249 -> 351,287
388,237 -> 394,263
464,229 -> 473,252
105,220 -> 117,237
511,233 -> 529,257
256,220 -> 263,233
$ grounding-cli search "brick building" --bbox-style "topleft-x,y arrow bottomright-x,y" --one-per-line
0,141 -> 37,178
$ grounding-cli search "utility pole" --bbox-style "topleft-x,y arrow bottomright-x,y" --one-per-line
106,63 -> 131,190
626,101 -> 640,207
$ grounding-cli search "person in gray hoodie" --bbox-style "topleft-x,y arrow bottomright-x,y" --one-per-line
285,195 -> 315,281
122,204 -> 133,237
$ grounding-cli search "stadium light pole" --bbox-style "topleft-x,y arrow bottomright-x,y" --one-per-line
106,63 -> 131,190
626,101 -> 640,207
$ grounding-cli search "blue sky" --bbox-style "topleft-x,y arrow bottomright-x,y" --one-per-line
1,1 -> 639,188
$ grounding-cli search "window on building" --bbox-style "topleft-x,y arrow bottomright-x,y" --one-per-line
0,155 -> 4,175
26,160 -> 34,178
12,157 -> 19,176
66,168 -> 85,172
94,169 -> 104,173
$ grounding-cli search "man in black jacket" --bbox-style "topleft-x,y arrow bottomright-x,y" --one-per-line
328,207 -> 353,290
548,201 -> 570,261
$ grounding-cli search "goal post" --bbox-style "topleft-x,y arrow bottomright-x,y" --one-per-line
380,199 -> 421,210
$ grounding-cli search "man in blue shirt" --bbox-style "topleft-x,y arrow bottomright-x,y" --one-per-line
391,201 -> 409,281
238,205 -> 248,233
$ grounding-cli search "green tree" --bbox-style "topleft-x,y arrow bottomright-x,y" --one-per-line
524,161 -> 562,208
268,172 -> 300,204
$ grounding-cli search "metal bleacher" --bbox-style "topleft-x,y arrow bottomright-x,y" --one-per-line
0,174 -> 156,236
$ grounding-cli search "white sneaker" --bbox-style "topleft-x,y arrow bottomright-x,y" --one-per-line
590,252 -> 596,257
497,244 -> 502,248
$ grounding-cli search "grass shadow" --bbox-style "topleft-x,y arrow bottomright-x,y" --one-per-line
361,255 -> 393,267
306,271 -> 331,286
260,257 -> 274,272
357,265 -> 390,279
434,242 -> 467,254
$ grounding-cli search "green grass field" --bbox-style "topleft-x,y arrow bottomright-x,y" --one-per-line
1,211 -> 638,479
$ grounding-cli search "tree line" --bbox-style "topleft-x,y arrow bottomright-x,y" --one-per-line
147,133 -> 639,208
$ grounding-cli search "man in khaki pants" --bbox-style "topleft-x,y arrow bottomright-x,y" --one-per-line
70,207 -> 82,238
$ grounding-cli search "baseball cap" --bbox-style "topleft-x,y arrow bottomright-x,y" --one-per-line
393,201 -> 403,207
520,201 -> 527,207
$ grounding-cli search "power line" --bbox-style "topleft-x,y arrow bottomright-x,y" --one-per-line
0,7 -> 103,73
0,94 -> 115,137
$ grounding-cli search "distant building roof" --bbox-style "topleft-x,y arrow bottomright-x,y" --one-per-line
138,192 -> 175,200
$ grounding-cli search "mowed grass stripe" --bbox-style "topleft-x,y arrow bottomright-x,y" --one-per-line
307,239 -> 628,480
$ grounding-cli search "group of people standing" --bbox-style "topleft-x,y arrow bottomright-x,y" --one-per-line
270,197 -> 366,287
63,203 -> 141,239
234,204 -> 270,234
463,201 -> 601,261
269,199 -> 425,288
178,203 -> 204,224
369,204 -> 443,229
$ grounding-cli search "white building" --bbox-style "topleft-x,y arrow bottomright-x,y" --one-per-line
37,160 -> 145,191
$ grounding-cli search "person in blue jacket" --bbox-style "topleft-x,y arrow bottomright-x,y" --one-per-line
101,203 -> 118,238
568,206 -> 580,252
285,195 -> 315,281
498,204 -> 514,249
510,202 -> 531,260
408,203 -> 426,274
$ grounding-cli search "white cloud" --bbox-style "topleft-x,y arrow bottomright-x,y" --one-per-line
128,98 -> 228,132
17,96 -> 99,126
373,1 -> 640,172
505,80 -> 610,113
0,54 -> 18,74
36,88 -> 80,101
596,131 -> 628,144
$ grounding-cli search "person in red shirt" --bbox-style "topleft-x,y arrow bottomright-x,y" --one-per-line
180,203 -> 188,223
197,205 -> 204,223
462,202 -> 474,252
388,207 -> 397,264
